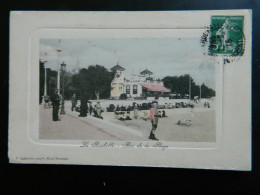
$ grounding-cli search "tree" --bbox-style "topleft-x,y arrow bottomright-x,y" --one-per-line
46,68 -> 57,97
163,74 -> 215,98
71,65 -> 115,100
163,74 -> 192,96
201,83 -> 216,98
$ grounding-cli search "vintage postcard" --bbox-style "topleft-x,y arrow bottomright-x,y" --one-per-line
9,11 -> 252,170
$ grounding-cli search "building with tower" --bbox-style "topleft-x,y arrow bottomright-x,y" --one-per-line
110,63 -> 170,99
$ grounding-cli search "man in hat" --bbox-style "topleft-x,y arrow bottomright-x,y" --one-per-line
50,89 -> 61,121
148,100 -> 160,140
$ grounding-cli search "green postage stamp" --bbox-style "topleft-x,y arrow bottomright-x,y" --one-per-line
209,16 -> 244,56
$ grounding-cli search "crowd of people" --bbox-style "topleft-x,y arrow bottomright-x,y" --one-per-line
48,90 -> 213,141
50,90 -> 160,140
49,90 -> 104,122
106,101 -> 194,112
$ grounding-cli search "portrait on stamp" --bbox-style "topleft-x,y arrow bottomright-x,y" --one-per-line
209,16 -> 244,56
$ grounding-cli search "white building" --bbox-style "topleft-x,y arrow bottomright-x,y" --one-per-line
110,63 -> 170,99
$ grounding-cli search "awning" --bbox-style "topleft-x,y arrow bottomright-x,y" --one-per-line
140,83 -> 170,92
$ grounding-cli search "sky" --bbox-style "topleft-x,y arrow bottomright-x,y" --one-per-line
40,38 -> 215,89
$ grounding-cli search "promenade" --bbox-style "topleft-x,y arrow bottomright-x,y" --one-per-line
39,99 -> 216,142
39,105 -> 147,141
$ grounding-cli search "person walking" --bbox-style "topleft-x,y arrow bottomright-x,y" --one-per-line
71,94 -> 77,111
50,89 -> 61,121
89,102 -> 93,116
79,92 -> 90,117
149,100 -> 160,140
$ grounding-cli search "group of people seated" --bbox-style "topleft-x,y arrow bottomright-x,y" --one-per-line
114,108 -> 167,121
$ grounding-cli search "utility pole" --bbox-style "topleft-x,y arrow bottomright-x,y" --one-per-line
41,60 -> 48,105
44,62 -> 47,97
189,75 -> 191,102
60,62 -> 66,115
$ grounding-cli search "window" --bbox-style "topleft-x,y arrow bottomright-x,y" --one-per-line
133,85 -> 138,94
126,85 -> 130,94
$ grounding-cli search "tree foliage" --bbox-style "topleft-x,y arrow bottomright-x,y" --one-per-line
71,65 -> 115,100
201,83 -> 216,98
46,68 -> 57,96
163,74 -> 215,98
40,61 -> 215,102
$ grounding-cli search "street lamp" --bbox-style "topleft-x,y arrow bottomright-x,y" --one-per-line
56,39 -> 62,94
60,61 -> 66,115
43,60 -> 50,108
44,61 -> 47,97
40,60 -> 49,107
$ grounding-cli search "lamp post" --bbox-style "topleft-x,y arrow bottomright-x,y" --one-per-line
57,39 -> 62,94
41,60 -> 49,107
60,61 -> 66,115
43,61 -> 50,108
44,64 -> 47,96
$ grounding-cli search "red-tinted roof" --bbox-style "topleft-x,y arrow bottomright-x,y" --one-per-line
140,83 -> 170,92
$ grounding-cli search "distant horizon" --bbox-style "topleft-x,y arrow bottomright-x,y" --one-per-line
40,38 -> 215,89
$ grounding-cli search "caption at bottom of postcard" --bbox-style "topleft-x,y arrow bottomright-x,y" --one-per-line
80,141 -> 168,151
15,141 -> 168,162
